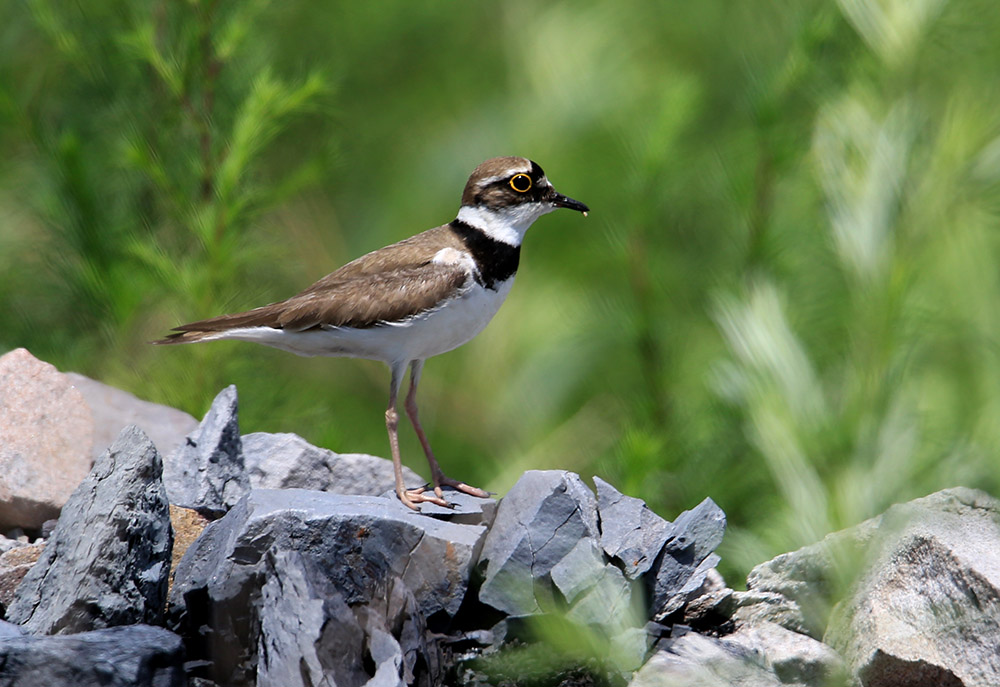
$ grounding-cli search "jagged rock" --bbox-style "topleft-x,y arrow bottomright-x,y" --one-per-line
822,488 -> 1000,687
649,498 -> 726,621
257,548 -> 433,687
0,624 -> 185,687
66,371 -> 198,460
163,385 -> 249,518
631,629 -> 783,686
595,476 -> 673,579
478,470 -> 604,617
0,543 -> 44,614
0,348 -> 94,530
168,488 -> 486,686
5,425 -> 173,634
726,620 -> 845,685
243,431 -> 422,495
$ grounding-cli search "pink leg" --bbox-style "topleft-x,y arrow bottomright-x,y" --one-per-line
404,360 -> 489,502
386,362 -> 449,510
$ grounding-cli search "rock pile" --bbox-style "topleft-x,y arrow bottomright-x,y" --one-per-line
3,348 -> 1000,687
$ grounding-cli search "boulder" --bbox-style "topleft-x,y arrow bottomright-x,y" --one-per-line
594,476 -> 673,579
5,425 -> 173,634
169,488 -> 487,686
243,431 -> 421,495
824,488 -> 1000,687
478,470 -> 603,617
0,348 -> 94,530
0,624 -> 185,687
163,385 -> 249,518
725,620 -> 845,685
648,497 -> 726,620
66,371 -> 198,460
631,629 -> 783,687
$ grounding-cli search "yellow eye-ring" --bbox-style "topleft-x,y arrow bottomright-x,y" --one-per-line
509,173 -> 532,193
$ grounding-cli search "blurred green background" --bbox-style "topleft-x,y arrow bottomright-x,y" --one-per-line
2,0 -> 1000,583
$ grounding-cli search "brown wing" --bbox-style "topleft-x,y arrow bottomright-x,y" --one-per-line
154,225 -> 473,342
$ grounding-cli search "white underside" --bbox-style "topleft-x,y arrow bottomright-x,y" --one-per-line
200,277 -> 515,365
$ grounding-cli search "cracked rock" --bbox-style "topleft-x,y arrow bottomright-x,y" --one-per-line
478,470 -> 614,618
168,488 -> 485,686
0,624 -> 185,687
163,385 -> 249,518
5,425 -> 172,634
243,431 -> 422,497
595,476 -> 673,579
649,497 -> 726,620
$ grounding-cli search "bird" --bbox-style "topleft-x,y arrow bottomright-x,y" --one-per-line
154,157 -> 589,510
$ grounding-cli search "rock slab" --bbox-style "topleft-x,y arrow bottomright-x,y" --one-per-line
163,385 -> 249,518
5,425 -> 173,634
169,488 -> 486,686
0,348 -> 94,530
0,624 -> 185,687
243,430 -> 421,496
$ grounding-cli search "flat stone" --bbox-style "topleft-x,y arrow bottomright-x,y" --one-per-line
168,488 -> 486,686
381,485 -> 498,527
0,624 -> 185,686
66,371 -> 198,460
631,630 -> 782,687
0,619 -> 24,638
594,476 -> 673,579
5,425 -> 173,634
649,497 -> 726,620
163,385 -> 249,518
726,620 -> 845,685
0,348 -> 94,530
478,470 -> 600,617
243,431 -> 421,495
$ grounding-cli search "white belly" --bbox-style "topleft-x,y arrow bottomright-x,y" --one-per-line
209,277 -> 514,364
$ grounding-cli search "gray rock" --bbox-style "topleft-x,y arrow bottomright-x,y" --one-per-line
163,385 -> 249,518
243,431 -> 422,496
631,629 -> 782,687
822,488 -> 1000,687
594,476 -> 673,579
169,488 -> 486,686
478,470 -> 602,617
0,624 -> 185,687
649,498 -> 726,620
0,619 -> 24,638
0,543 -> 44,614
726,620 -> 845,685
257,549 -> 423,687
381,485 -> 498,527
65,371 -> 198,461
5,425 -> 172,634
0,348 -> 94,530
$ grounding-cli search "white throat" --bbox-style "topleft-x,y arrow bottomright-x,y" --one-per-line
456,203 -> 554,247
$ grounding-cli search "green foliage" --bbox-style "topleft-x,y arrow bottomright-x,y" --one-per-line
3,0 -> 1000,590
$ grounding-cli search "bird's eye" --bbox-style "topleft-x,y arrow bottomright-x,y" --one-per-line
509,173 -> 532,193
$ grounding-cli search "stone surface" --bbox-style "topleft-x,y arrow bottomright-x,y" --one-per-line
163,385 -> 249,518
66,371 -> 198,461
257,548 -> 430,687
478,470 -> 602,617
726,620 -> 845,685
5,425 -> 173,634
822,488 -> 1000,687
169,488 -> 486,686
649,497 -> 726,620
382,485 -> 499,527
0,543 -> 44,614
168,505 -> 208,595
0,348 -> 94,530
0,534 -> 27,555
0,624 -> 185,687
243,431 -> 421,495
631,630 -> 782,687
0,619 -> 24,637
595,476 -> 673,579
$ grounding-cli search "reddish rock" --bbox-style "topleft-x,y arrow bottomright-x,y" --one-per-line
0,543 -> 45,611
0,349 -> 94,530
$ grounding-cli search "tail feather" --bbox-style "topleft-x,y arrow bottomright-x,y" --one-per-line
152,303 -> 284,345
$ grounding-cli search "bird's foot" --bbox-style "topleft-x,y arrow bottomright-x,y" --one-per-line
397,486 -> 451,511
432,474 -> 491,500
